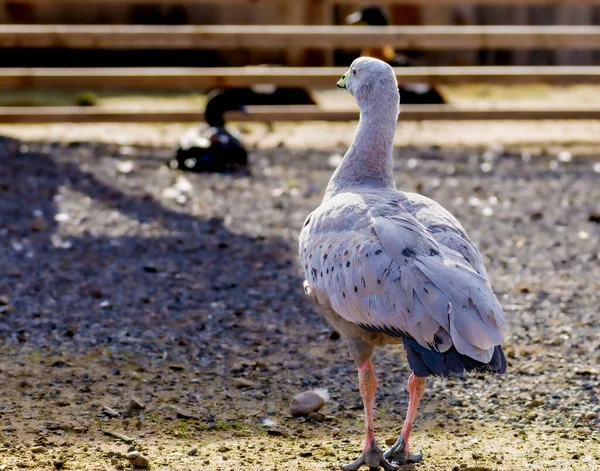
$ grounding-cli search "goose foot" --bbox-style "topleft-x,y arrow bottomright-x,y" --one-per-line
383,437 -> 423,465
341,440 -> 399,471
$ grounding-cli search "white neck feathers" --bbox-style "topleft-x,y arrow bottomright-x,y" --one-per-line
325,86 -> 399,199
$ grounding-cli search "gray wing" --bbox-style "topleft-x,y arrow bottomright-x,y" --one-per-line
401,192 -> 489,277
299,192 -> 505,364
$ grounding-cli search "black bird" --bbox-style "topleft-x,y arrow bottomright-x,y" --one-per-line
346,6 -> 446,105
209,85 -> 315,106
171,90 -> 248,173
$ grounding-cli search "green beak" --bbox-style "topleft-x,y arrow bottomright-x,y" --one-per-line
337,71 -> 350,89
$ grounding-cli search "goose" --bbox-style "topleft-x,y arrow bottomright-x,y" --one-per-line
299,57 -> 506,470
171,90 -> 248,173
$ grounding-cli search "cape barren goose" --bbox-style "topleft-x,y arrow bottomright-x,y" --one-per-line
299,57 -> 507,470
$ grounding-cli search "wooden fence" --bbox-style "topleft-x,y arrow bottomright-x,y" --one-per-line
1,0 -> 600,122
3,66 -> 600,88
2,105 -> 600,124
2,25 -> 600,50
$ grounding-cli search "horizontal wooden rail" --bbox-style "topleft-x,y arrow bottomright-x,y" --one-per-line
0,105 -> 598,123
2,25 -> 600,50
2,66 -> 600,89
9,0 -> 600,4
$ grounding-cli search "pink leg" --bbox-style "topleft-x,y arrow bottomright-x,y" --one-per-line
341,341 -> 398,471
384,373 -> 427,465
399,373 -> 427,452
358,360 -> 377,452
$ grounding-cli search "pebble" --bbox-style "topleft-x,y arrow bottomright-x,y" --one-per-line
127,451 -> 150,468
218,445 -> 230,453
588,212 -> 600,224
525,399 -> 545,409
584,412 -> 597,421
126,397 -> 145,416
31,445 -> 46,453
175,407 -> 197,419
307,412 -> 325,423
30,216 -> 47,232
102,405 -> 120,418
188,447 -> 198,456
233,378 -> 255,389
116,161 -> 135,174
290,391 -> 326,416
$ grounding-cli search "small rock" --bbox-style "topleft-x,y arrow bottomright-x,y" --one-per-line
584,412 -> 597,421
0,304 -> 13,315
117,161 -> 135,174
472,452 -> 481,460
299,451 -> 313,457
0,296 -> 9,305
30,216 -> 47,232
175,407 -> 197,419
307,412 -> 325,423
233,378 -> 255,389
127,451 -> 150,468
290,391 -> 326,416
44,421 -> 61,431
102,405 -> 120,418
31,445 -> 46,453
588,212 -> 600,224
525,399 -> 545,409
218,445 -> 230,453
188,447 -> 198,456
126,397 -> 145,416
329,330 -> 340,340
168,364 -> 185,371
529,211 -> 544,221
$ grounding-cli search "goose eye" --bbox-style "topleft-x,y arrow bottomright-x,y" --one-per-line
352,69 -> 357,76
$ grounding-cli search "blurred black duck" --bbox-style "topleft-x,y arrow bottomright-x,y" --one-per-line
171,90 -> 248,173
346,6 -> 446,105
209,85 -> 315,106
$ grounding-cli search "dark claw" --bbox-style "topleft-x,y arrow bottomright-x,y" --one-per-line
341,440 -> 399,471
340,454 -> 364,471
383,437 -> 423,465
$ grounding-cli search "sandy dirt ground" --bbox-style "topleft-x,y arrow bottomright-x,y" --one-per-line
0,89 -> 599,471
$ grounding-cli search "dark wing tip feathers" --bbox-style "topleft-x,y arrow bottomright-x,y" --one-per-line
403,337 -> 506,378
358,323 -> 506,378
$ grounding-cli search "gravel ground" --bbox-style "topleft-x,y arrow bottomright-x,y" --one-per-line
0,130 -> 599,471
